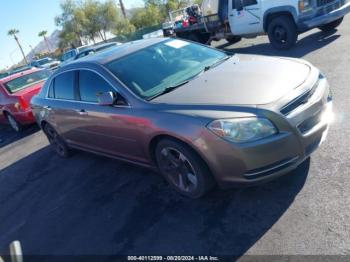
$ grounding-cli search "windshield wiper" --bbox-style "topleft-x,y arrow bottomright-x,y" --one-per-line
148,80 -> 190,101
147,56 -> 231,101
203,55 -> 231,72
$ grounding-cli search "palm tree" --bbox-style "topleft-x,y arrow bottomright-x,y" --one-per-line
38,30 -> 51,53
7,29 -> 28,64
119,0 -> 126,19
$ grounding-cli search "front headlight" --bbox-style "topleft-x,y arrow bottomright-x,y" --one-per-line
299,0 -> 312,12
207,117 -> 278,143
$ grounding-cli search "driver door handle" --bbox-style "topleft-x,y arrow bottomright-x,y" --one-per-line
77,109 -> 88,116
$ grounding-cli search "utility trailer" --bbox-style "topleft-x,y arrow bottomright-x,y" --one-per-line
163,0 -> 350,49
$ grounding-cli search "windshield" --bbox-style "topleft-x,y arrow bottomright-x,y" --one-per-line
37,58 -> 52,65
4,70 -> 51,93
106,39 -> 228,99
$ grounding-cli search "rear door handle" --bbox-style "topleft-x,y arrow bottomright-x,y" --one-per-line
77,109 -> 88,116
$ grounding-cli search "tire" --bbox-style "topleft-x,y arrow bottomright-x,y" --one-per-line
6,113 -> 22,132
155,139 -> 215,198
43,123 -> 71,158
318,17 -> 344,32
226,36 -> 242,45
267,16 -> 298,50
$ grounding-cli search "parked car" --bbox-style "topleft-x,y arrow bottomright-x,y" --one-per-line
60,45 -> 91,66
165,0 -> 350,49
0,66 -> 35,80
0,68 -> 51,131
0,72 -> 9,79
31,38 -> 333,198
30,57 -> 60,70
73,42 -> 121,61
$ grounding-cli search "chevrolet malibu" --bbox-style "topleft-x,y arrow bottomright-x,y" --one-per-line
31,38 -> 333,198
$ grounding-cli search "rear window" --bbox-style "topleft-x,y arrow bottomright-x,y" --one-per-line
4,70 -> 51,93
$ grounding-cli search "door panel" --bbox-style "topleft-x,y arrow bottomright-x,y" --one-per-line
229,0 -> 262,35
74,69 -> 145,161
71,103 -> 146,161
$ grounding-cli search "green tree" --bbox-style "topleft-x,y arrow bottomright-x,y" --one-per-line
130,4 -> 163,29
55,0 -> 83,49
38,30 -> 51,53
7,29 -> 28,64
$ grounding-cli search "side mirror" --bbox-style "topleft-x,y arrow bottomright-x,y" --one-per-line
97,91 -> 116,106
235,0 -> 244,11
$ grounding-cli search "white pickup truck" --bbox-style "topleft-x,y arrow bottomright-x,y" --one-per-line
163,0 -> 350,49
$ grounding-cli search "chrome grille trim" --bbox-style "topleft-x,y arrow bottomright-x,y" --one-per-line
280,80 -> 319,116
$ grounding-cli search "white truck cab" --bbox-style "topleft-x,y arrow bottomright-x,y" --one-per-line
165,0 -> 350,49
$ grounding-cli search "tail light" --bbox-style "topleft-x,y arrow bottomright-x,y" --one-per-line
14,97 -> 29,111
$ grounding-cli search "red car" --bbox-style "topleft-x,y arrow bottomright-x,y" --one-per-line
0,68 -> 51,131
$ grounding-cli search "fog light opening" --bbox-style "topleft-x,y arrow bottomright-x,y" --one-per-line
321,103 -> 334,124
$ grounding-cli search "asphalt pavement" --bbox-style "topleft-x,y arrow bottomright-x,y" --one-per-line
1,16 -> 350,258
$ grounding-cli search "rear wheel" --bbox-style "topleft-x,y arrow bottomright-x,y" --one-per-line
6,113 -> 22,132
185,33 -> 210,45
43,123 -> 71,158
267,16 -> 298,50
318,17 -> 344,32
226,36 -> 242,45
155,139 -> 215,198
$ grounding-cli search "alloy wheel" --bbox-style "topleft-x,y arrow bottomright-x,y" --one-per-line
44,125 -> 67,157
159,147 -> 198,193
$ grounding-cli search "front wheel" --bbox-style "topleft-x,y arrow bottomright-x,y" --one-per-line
318,17 -> 344,32
43,124 -> 71,158
155,139 -> 215,198
267,16 -> 298,50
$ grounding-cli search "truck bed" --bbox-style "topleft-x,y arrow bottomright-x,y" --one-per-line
174,14 -> 224,34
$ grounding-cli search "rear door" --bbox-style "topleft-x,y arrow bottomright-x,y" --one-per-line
228,0 -> 262,35
46,70 -> 84,144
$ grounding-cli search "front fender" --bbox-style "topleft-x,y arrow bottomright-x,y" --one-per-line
263,6 -> 299,31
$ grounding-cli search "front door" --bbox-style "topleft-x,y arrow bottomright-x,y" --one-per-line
73,69 -> 145,162
228,0 -> 262,35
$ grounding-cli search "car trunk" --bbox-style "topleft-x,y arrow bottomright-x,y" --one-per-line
12,81 -> 44,110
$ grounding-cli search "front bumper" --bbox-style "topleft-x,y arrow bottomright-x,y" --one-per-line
194,76 -> 332,187
298,2 -> 350,31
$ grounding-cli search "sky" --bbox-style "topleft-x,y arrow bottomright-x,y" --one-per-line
0,0 -> 144,69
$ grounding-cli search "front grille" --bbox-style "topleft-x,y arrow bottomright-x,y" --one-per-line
280,81 -> 319,116
297,111 -> 322,134
317,0 -> 336,6
316,0 -> 346,16
280,91 -> 312,115
244,157 -> 299,180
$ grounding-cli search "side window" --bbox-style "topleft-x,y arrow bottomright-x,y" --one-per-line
232,0 -> 257,9
54,71 -> 75,100
232,0 -> 236,9
243,0 -> 257,6
48,79 -> 55,98
78,70 -> 114,103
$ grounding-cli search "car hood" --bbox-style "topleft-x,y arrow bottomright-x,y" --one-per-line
152,54 -> 311,106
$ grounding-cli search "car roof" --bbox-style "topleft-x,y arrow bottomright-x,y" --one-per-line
35,57 -> 51,62
70,38 -> 167,66
0,68 -> 41,84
